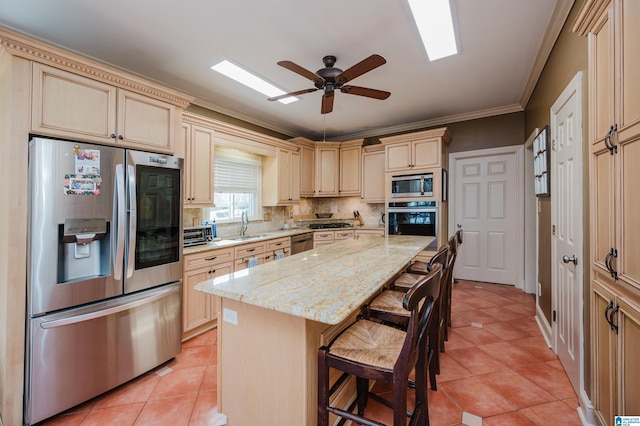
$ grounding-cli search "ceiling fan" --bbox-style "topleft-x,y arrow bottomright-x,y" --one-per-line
268,54 -> 390,114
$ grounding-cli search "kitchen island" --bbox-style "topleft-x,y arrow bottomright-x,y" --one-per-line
195,235 -> 434,425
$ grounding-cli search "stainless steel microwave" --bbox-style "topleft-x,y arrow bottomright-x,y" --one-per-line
391,173 -> 433,198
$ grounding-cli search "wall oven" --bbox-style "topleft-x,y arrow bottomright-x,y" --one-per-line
387,201 -> 438,251
391,173 -> 433,198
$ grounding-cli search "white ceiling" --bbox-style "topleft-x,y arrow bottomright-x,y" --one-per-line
0,0 -> 571,141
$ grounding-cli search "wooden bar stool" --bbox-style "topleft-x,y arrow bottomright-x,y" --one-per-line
318,265 -> 442,426
363,245 -> 449,388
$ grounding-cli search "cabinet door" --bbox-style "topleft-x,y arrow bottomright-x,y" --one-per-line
117,89 -> 176,153
339,145 -> 361,195
316,146 -> 339,196
619,134 -> 640,287
361,151 -> 385,202
385,142 -> 412,172
208,263 -> 232,321
590,5 -> 614,143
290,151 -> 301,202
592,140 -> 616,275
186,125 -> 215,206
618,0 -> 640,142
277,148 -> 292,203
617,295 -> 640,416
592,280 -> 616,426
183,266 -> 213,332
412,138 -> 440,169
300,144 -> 315,196
32,63 -> 117,143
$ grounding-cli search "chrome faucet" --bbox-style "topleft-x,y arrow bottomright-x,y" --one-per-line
240,211 -> 248,236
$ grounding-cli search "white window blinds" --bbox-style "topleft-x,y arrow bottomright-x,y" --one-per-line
214,147 -> 261,193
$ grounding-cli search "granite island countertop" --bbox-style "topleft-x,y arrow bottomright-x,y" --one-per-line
194,235 -> 433,325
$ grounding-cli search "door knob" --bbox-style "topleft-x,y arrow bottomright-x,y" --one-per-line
562,255 -> 578,265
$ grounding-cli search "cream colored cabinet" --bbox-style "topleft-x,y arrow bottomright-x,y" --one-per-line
234,240 -> 268,271
575,1 -> 640,422
381,128 -> 450,173
264,237 -> 291,263
295,138 -> 316,197
355,229 -> 385,237
313,230 -> 355,248
339,140 -> 362,196
32,62 -> 176,153
183,247 -> 234,340
181,121 -> 215,206
592,280 -> 640,425
315,143 -> 340,196
361,145 -> 385,203
263,148 -> 300,206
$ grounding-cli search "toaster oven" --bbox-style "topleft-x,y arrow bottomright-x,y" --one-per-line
183,226 -> 213,247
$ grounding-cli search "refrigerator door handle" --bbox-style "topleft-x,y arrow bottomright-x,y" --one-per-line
127,164 -> 137,278
114,164 -> 126,281
40,283 -> 180,329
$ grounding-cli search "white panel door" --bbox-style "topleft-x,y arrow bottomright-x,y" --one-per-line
551,72 -> 583,395
452,147 -> 522,285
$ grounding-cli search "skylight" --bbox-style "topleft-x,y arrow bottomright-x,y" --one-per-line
408,0 -> 459,61
210,60 -> 298,104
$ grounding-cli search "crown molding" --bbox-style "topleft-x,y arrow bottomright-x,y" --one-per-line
0,28 -> 193,108
519,0 -> 575,107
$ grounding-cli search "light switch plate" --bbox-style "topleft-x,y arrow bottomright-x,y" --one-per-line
223,308 -> 238,325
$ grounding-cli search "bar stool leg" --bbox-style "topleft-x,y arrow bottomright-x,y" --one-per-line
317,348 -> 330,426
356,377 -> 369,416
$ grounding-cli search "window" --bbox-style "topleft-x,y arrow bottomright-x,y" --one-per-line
207,147 -> 262,223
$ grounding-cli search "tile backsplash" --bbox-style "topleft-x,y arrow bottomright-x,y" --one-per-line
184,197 -> 384,237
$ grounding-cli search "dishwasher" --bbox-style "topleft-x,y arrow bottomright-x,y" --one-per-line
291,232 -> 314,254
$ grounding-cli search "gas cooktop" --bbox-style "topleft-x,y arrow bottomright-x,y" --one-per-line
308,223 -> 352,229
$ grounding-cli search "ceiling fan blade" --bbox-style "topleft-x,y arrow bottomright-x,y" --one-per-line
267,88 -> 318,101
341,85 -> 390,100
277,60 -> 325,84
336,54 -> 386,85
321,91 -> 334,114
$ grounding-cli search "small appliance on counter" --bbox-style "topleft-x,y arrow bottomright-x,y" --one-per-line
183,225 -> 214,247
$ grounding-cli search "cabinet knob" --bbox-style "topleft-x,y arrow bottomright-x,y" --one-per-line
110,133 -> 116,139
118,135 -> 124,140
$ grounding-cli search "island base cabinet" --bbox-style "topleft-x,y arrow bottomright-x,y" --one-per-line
218,298 -> 328,425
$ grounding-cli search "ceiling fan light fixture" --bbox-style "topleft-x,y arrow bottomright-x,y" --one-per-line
211,60 -> 298,104
408,0 -> 459,61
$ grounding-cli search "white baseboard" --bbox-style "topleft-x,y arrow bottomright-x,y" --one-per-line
535,304 -> 553,348
578,389 -> 598,426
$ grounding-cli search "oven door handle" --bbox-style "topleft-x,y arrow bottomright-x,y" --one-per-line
420,176 -> 425,196
387,208 -> 437,213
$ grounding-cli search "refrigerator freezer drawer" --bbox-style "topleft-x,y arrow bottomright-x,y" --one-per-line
25,282 -> 182,425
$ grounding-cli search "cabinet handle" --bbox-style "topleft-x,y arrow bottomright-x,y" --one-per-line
209,269 -> 216,274
274,243 -> 283,246
604,300 -> 614,330
205,256 -> 217,261
118,135 -> 124,140
606,248 -> 618,280
246,248 -> 255,252
609,304 -> 619,334
110,133 -> 117,139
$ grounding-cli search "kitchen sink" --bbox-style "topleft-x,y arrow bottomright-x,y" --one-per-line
223,234 -> 272,242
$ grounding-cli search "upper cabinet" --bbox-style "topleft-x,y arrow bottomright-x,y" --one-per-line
339,140 -> 362,196
361,144 -> 385,203
181,115 -> 215,207
381,128 -> 451,173
263,147 -> 300,206
31,63 -> 182,154
291,137 -> 315,197
315,143 -> 341,197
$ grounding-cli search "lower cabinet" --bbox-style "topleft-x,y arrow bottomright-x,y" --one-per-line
592,279 -> 640,425
182,247 -> 233,340
355,229 -> 384,238
313,230 -> 355,248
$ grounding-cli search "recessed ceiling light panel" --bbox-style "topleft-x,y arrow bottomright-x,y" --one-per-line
408,0 -> 459,61
211,60 -> 298,104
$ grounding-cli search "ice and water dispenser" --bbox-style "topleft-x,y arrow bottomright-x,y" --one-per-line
59,217 -> 110,282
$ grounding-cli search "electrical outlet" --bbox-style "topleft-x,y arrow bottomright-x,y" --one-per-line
537,282 -> 542,297
223,308 -> 238,325
289,211 -> 293,219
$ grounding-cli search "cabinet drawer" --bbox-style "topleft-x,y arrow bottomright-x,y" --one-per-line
355,229 -> 385,237
234,256 -> 265,271
335,230 -> 355,240
234,241 -> 267,259
184,247 -> 233,270
314,231 -> 335,241
267,237 -> 290,251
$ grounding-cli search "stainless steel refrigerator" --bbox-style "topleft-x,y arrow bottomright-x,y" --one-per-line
25,137 -> 184,425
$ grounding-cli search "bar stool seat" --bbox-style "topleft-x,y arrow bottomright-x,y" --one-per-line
367,290 -> 409,317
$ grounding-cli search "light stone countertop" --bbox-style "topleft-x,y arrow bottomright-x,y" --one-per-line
194,235 -> 433,325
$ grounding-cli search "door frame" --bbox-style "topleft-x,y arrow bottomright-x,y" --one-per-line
448,145 -> 525,288
550,70 -> 585,399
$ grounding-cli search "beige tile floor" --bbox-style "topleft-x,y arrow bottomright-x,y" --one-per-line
40,280 -> 581,425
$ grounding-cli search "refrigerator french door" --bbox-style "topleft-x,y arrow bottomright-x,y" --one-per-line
26,137 -> 183,425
